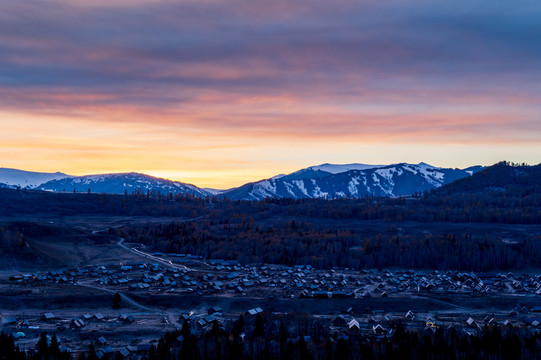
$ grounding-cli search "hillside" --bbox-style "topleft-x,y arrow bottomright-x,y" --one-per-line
436,161 -> 541,196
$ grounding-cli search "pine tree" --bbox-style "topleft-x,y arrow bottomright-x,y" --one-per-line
253,315 -> 264,338
181,320 -> 191,337
113,293 -> 121,309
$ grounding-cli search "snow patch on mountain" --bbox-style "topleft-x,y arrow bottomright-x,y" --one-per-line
248,179 -> 280,200
283,182 -> 296,197
348,176 -> 361,196
308,163 -> 385,174
259,179 -> 277,195
292,180 -> 309,197
374,168 -> 400,186
310,179 -> 328,198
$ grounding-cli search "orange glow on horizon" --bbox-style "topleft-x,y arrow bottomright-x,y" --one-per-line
1,107 -> 540,189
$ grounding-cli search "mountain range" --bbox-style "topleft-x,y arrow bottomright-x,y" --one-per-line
0,163 -> 484,200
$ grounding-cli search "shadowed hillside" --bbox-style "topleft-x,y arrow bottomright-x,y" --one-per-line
436,161 -> 541,196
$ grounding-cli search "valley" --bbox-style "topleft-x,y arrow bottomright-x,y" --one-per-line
1,162 -> 541,358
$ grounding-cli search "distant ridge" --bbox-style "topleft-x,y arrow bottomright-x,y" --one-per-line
39,172 -> 209,197
0,168 -> 70,188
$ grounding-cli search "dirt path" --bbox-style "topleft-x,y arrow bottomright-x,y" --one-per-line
76,282 -> 183,329
76,283 -> 158,313
114,215 -> 205,272
81,216 -> 205,327
116,238 -> 193,271
414,295 -> 474,311
77,216 -> 206,328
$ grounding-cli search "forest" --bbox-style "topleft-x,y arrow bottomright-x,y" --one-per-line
117,162 -> 541,271
120,217 -> 541,271
2,161 -> 541,271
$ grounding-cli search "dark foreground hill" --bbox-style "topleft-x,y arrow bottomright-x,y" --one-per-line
436,161 -> 541,196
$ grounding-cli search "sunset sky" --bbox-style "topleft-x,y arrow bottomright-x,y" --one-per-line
1,0 -> 540,189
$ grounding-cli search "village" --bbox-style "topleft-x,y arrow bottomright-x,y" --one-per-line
2,241 -> 541,358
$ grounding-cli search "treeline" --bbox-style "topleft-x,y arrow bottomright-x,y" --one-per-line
205,193 -> 541,225
151,318 -> 537,360
0,331 -> 26,360
0,225 -> 29,254
5,316 -> 540,360
0,331 -> 68,360
122,220 -> 541,271
0,188 -> 209,218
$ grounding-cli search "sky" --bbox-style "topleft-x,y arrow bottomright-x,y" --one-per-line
1,0 -> 540,189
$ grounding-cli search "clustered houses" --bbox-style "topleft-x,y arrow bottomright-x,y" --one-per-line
5,253 -> 541,354
10,253 -> 541,300
0,310 -> 146,355
327,305 -> 541,340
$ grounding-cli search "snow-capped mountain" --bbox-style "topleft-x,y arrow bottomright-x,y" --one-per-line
220,163 -> 484,200
38,172 -> 210,197
1,163 -> 485,200
0,168 -> 70,189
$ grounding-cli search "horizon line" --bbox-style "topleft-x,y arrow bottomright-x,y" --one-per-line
0,160 -> 513,190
